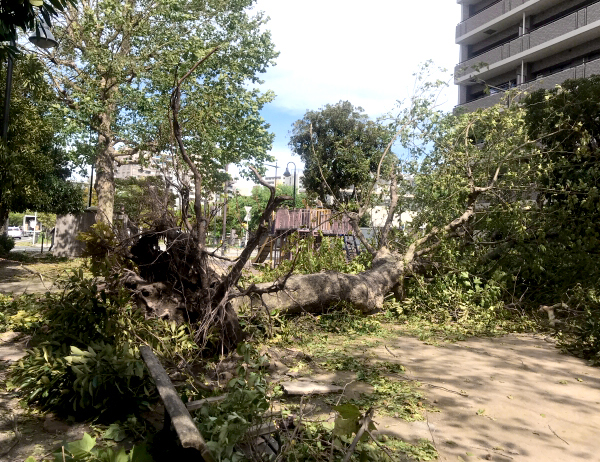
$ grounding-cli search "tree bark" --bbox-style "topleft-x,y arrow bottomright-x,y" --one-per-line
95,138 -> 115,225
245,248 -> 403,314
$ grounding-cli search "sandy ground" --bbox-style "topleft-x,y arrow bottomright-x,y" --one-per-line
370,333 -> 600,462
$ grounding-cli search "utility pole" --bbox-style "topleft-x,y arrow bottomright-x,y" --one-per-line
221,164 -> 229,256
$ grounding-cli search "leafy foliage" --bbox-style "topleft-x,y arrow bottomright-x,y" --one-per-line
114,177 -> 176,228
0,293 -> 45,332
244,233 -> 371,286
8,269 -> 198,419
26,432 -> 152,462
192,343 -> 269,461
558,283 -> 600,365
0,233 -> 14,254
0,55 -> 83,227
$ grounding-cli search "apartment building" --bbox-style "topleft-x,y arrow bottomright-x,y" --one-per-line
456,0 -> 600,111
114,153 -> 168,180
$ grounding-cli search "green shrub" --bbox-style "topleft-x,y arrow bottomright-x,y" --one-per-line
192,343 -> 269,461
24,432 -> 153,462
0,294 -> 46,333
558,284 -> 600,365
10,342 -> 152,417
0,234 -> 15,254
243,233 -> 372,286
401,272 -> 504,323
8,269 -> 198,419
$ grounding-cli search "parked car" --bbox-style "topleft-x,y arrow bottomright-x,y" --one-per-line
7,227 -> 22,239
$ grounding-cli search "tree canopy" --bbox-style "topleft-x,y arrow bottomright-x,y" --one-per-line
33,0 -> 277,223
289,101 -> 393,203
0,55 -> 83,231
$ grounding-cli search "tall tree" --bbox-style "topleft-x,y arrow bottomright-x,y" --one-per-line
289,101 -> 392,203
31,0 -> 277,224
0,55 -> 82,232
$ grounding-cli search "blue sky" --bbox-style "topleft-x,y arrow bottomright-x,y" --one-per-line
233,0 -> 462,187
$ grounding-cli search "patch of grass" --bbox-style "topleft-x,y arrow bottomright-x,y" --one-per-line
0,293 -> 47,333
320,354 -> 430,421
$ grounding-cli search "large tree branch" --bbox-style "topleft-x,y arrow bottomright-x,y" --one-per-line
379,170 -> 398,247
217,166 -> 291,298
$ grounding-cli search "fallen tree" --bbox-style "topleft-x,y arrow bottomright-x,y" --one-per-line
88,71 -> 569,353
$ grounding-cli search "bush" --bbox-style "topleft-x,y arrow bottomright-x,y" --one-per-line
0,234 -> 15,254
0,294 -> 46,333
558,284 -> 600,365
8,269 -> 198,419
243,233 -> 372,286
10,342 -> 152,416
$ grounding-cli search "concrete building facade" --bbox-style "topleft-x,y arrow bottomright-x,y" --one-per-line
456,0 -> 600,110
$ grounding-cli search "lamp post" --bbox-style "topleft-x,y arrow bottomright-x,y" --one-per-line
283,162 -> 297,208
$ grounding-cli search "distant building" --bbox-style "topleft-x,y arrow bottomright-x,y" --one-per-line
456,0 -> 600,111
114,153 -> 169,180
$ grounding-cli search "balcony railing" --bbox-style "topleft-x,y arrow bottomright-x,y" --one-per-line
456,0 -> 532,39
455,1 -> 600,78
457,56 -> 600,111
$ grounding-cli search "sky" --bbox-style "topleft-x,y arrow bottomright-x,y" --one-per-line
233,0 -> 461,189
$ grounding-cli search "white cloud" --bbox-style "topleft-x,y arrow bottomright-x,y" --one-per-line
254,0 -> 461,116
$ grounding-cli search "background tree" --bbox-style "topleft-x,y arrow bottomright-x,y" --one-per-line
223,184 -> 305,238
0,55 -> 82,233
32,0 -> 277,224
289,101 -> 393,203
114,176 -> 175,228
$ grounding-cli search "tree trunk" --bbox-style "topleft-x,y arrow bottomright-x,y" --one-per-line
94,112 -> 115,225
0,204 -> 8,235
245,248 -> 403,314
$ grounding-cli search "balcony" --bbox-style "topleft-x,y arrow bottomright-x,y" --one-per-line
456,56 -> 600,111
456,0 -> 532,40
455,1 -> 600,80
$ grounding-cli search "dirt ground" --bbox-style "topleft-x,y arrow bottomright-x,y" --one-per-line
3,330 -> 599,461
371,333 -> 600,461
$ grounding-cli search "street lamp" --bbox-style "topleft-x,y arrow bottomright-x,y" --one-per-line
283,162 -> 297,208
3,18 -> 58,143
28,19 -> 59,49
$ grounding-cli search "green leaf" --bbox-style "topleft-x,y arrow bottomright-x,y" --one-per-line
103,423 -> 127,442
129,444 -> 153,462
65,432 -> 96,458
113,448 -> 130,462
332,403 -> 362,420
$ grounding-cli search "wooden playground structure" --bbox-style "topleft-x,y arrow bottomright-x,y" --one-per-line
252,208 -> 361,266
